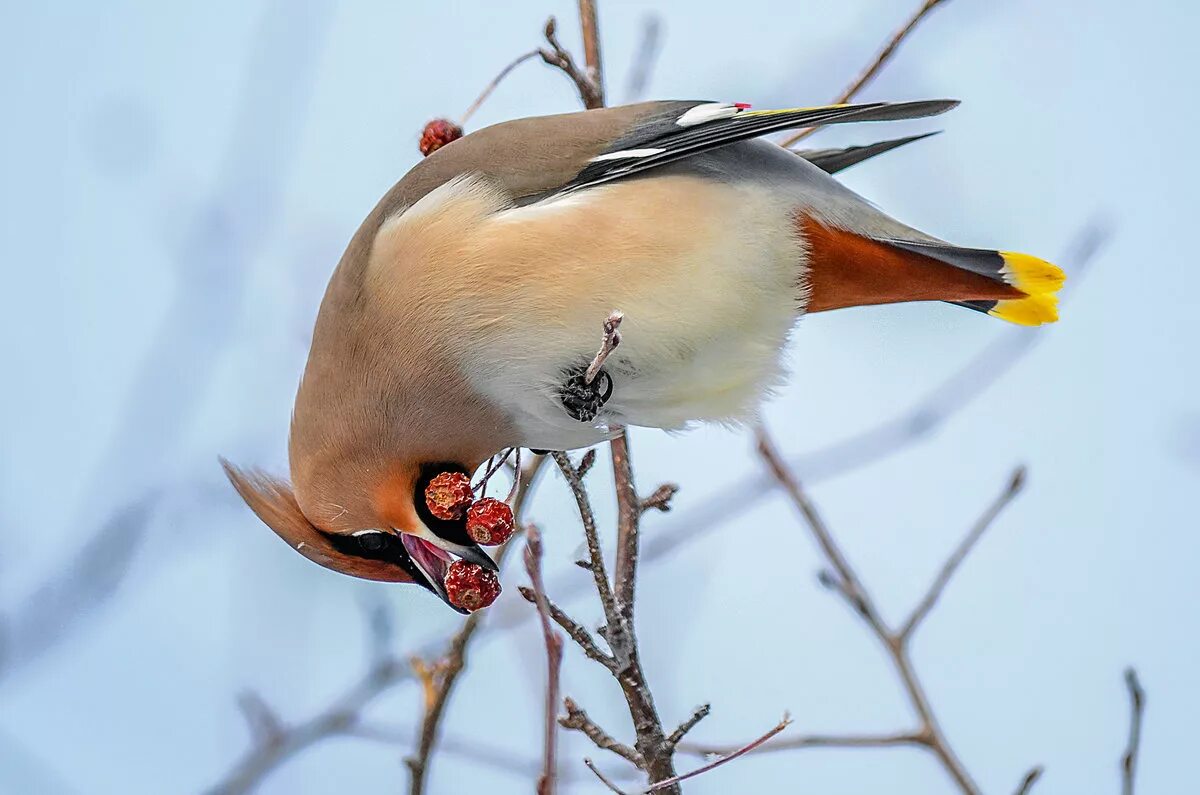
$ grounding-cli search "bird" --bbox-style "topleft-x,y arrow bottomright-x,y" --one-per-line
223,99 -> 1064,612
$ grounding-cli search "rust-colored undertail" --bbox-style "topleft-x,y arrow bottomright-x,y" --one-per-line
799,214 -> 1064,326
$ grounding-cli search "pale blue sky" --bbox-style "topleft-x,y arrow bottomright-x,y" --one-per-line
1,1 -> 1196,793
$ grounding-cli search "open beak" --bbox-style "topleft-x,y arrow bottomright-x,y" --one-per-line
398,524 -> 498,613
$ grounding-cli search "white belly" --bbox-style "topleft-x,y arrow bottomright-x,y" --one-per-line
449,174 -> 807,450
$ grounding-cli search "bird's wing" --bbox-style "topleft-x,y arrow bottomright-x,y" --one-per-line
556,99 -> 957,193
795,131 -> 939,174
382,100 -> 954,218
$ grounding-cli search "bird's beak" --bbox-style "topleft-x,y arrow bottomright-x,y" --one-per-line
405,522 -> 498,571
397,524 -> 497,613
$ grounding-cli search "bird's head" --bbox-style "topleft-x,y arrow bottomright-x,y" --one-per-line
221,455 -> 499,614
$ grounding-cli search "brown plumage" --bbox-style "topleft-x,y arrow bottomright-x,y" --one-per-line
223,99 -> 1063,611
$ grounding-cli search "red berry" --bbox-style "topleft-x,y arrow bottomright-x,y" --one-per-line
444,560 -> 501,611
419,118 -> 463,157
425,472 -> 473,521
465,498 -> 516,546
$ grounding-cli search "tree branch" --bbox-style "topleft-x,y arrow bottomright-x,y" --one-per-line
518,585 -> 616,671
540,17 -> 604,110
560,697 -> 645,767
680,730 -> 925,757
460,50 -> 542,126
524,525 -> 564,795
406,454 -> 548,795
1013,766 -> 1044,795
623,14 -> 663,103
665,704 -> 711,749
1121,668 -> 1145,795
578,0 -> 605,106
781,0 -> 951,147
646,716 -> 791,792
898,466 -> 1027,642
205,655 -> 409,795
755,426 -> 994,794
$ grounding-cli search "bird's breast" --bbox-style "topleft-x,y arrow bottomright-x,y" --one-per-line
422,173 -> 808,449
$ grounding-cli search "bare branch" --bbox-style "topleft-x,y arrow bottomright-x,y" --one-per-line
407,455 -> 548,795
585,758 -> 631,795
585,310 -> 624,385
578,0 -> 605,106
665,704 -> 711,748
646,715 -> 792,792
518,586 -> 616,672
756,426 -> 983,795
236,691 -> 284,747
525,525 -> 564,795
1013,766 -> 1044,795
681,729 -> 925,757
205,656 -> 409,795
898,466 -> 1027,641
460,50 -> 542,126
551,451 -> 619,625
639,483 -> 679,515
540,17 -> 604,110
610,430 -> 642,614
623,14 -> 663,102
576,448 -> 598,479
1122,668 -> 1146,795
755,429 -> 891,639
560,697 -> 644,767
781,0 -> 951,147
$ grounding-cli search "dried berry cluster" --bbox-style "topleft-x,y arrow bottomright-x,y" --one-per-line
424,471 -> 517,611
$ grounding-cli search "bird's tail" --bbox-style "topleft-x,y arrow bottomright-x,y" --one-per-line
799,215 -> 1065,326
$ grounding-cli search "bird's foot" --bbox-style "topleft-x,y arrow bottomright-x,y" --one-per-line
558,364 -> 614,423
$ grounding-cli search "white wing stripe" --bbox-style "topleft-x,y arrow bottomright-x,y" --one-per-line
675,102 -> 740,127
590,147 -> 667,162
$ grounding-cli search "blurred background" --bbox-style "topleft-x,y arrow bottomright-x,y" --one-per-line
2,0 -> 1195,792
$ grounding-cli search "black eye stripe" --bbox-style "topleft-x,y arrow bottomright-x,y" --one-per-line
319,530 -> 436,594
322,531 -> 398,562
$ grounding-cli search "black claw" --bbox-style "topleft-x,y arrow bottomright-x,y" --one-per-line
558,366 -> 613,423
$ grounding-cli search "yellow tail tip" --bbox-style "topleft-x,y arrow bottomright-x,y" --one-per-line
999,251 -> 1067,292
991,251 -> 1065,326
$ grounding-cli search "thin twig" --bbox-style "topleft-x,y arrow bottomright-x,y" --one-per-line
578,0 -> 605,106
540,17 -> 604,110
585,310 -> 624,384
518,586 -> 616,672
680,730 -> 924,757
623,14 -> 662,103
205,656 -> 409,795
781,0 -> 951,147
236,691 -> 284,746
550,451 -> 618,626
406,455 -> 548,795
460,50 -> 542,126
898,466 -> 1027,641
1014,766 -> 1044,795
646,716 -> 792,792
560,697 -> 644,767
1121,668 -> 1145,795
756,426 -> 983,795
585,758 -> 630,795
610,430 -> 641,615
525,525 -> 564,795
639,483 -> 679,514
665,704 -> 711,748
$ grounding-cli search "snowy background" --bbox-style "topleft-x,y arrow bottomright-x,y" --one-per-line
2,1 -> 1196,793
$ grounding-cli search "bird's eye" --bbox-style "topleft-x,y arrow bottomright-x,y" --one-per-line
356,531 -> 387,552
